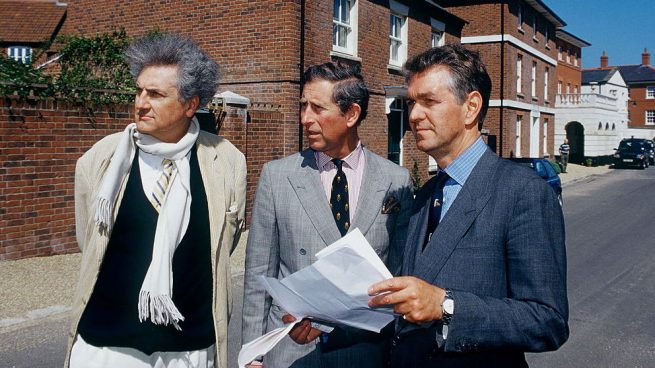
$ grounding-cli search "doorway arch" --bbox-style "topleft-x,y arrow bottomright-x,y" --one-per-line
565,121 -> 584,163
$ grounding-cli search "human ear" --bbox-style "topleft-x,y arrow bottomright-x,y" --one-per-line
345,103 -> 362,128
464,91 -> 482,126
185,95 -> 201,118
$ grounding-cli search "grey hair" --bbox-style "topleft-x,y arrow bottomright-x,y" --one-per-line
125,33 -> 220,106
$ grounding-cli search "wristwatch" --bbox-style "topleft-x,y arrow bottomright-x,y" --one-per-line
441,289 -> 454,325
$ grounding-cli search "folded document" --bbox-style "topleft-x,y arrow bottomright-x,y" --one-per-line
238,228 -> 394,367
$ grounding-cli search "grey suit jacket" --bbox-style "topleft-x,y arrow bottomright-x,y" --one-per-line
66,131 -> 246,368
398,148 -> 569,366
242,147 -> 412,368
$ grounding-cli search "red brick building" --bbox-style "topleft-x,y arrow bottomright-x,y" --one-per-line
1,1 -> 468,259
615,49 -> 655,131
61,0 -> 467,175
441,0 -> 564,158
555,29 -> 589,101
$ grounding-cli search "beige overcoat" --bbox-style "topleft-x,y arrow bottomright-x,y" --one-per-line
65,130 -> 246,368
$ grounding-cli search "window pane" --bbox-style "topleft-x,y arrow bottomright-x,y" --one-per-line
333,0 -> 339,21
389,15 -> 394,36
333,23 -> 339,46
338,25 -> 348,48
391,40 -> 399,61
432,31 -> 442,47
343,0 -> 350,23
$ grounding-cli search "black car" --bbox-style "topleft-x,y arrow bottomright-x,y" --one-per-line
509,157 -> 563,206
644,139 -> 655,165
613,139 -> 650,169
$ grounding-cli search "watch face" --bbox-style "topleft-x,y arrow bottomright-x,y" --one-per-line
443,299 -> 454,314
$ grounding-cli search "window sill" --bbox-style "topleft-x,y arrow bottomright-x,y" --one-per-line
517,92 -> 525,99
330,50 -> 362,63
387,63 -> 404,72
532,96 -> 539,102
518,27 -> 525,34
545,45 -> 551,50
532,36 -> 539,43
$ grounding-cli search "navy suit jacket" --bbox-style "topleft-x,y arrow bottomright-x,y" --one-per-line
396,148 -> 569,367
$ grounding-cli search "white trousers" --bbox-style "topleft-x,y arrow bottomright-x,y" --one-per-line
70,334 -> 216,368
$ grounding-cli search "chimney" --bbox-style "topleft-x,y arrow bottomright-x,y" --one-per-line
600,51 -> 608,68
642,48 -> 651,65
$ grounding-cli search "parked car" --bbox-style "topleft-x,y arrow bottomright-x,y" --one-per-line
508,157 -> 562,206
613,138 -> 650,169
645,139 -> 655,165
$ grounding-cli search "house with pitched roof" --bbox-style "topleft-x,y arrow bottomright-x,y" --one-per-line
615,49 -> 655,134
0,0 -> 67,65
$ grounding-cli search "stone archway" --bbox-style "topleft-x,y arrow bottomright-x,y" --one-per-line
565,121 -> 584,163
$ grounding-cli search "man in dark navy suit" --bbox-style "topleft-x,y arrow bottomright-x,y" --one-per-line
369,44 -> 569,368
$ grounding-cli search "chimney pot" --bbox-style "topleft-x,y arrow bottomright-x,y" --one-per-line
642,48 -> 650,65
600,50 -> 608,68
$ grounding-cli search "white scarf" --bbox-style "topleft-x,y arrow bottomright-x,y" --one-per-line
94,118 -> 200,330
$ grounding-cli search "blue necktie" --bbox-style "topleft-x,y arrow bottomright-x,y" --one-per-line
424,171 -> 450,249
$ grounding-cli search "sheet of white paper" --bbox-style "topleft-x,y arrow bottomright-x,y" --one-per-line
315,228 -> 393,279
238,228 -> 395,366
237,321 -> 299,368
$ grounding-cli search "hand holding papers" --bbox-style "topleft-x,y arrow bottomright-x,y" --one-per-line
238,229 -> 394,367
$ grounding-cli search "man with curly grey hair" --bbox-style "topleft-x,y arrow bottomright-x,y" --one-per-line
66,33 -> 246,368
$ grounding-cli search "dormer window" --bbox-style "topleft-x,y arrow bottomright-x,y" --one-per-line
7,46 -> 32,64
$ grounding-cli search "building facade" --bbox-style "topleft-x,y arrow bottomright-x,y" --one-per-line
441,0 -> 563,159
556,67 -> 628,163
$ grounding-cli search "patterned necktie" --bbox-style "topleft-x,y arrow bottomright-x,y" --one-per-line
424,170 -> 450,249
330,158 -> 350,236
150,159 -> 175,212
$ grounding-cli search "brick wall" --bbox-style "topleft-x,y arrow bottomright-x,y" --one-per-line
628,86 -> 655,128
0,97 -> 132,260
0,95 -> 287,260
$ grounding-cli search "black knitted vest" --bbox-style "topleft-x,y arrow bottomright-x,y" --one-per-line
78,148 -> 215,354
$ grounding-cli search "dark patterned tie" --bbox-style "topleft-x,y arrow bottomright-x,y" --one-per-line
424,170 -> 450,249
330,158 -> 350,236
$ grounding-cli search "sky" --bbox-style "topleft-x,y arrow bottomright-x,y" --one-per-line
546,0 -> 654,68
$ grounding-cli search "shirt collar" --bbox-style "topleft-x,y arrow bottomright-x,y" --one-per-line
315,141 -> 364,171
441,137 -> 487,186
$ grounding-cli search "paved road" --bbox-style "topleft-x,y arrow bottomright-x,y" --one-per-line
527,167 -> 655,367
2,167 -> 653,367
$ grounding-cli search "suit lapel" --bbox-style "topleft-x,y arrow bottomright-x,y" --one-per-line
411,150 -> 499,283
288,149 -> 341,246
402,176 -> 437,275
350,148 -> 391,236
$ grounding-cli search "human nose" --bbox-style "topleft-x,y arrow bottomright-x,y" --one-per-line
408,103 -> 425,127
300,104 -> 314,127
135,90 -> 150,110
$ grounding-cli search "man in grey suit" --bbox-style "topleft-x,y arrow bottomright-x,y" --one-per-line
241,61 -> 413,367
369,45 -> 569,367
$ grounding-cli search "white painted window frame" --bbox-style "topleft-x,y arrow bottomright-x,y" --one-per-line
646,110 -> 655,125
647,86 -> 655,99
332,0 -> 358,56
431,18 -> 446,48
7,46 -> 32,64
544,67 -> 549,101
388,0 -> 408,67
531,61 -> 537,97
517,54 -> 523,94
516,115 -> 523,158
